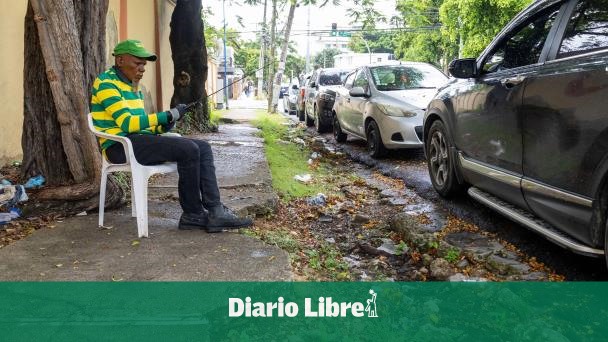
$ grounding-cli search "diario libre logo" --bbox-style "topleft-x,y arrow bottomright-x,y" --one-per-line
228,289 -> 378,318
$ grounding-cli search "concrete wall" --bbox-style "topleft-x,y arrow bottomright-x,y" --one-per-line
158,0 -> 175,110
126,0 -> 158,113
0,2 -> 28,166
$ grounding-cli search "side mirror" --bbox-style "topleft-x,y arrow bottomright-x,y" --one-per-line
309,81 -> 316,88
448,58 -> 478,78
291,84 -> 298,89
349,87 -> 369,97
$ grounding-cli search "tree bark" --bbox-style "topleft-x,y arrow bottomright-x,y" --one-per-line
22,0 -> 122,210
271,0 -> 297,113
170,0 -> 214,132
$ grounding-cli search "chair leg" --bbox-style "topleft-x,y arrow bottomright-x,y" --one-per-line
99,168 -> 108,227
132,170 -> 149,238
131,175 -> 137,218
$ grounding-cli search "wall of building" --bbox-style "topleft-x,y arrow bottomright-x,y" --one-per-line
158,0 -> 175,110
126,0 -> 158,113
0,2 -> 28,166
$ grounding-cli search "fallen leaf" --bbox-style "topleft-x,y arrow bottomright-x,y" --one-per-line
131,240 -> 140,246
111,275 -> 124,282
55,264 -> 63,268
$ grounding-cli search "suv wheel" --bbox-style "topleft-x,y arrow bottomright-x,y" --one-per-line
366,120 -> 387,158
426,120 -> 463,197
298,109 -> 305,122
315,107 -> 330,133
306,106 -> 315,127
333,114 -> 347,143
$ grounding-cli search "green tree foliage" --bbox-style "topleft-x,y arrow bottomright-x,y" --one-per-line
285,54 -> 305,83
439,0 -> 532,58
347,0 -> 387,30
392,0 -> 532,68
348,31 -> 397,54
393,0 -> 446,67
234,40 -> 261,83
313,48 -> 342,68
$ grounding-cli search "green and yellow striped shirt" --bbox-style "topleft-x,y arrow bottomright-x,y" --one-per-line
90,66 -> 172,151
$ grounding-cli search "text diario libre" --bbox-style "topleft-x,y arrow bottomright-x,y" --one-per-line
228,297 -> 366,317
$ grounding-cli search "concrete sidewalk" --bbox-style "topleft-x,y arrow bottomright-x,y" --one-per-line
0,101 -> 292,281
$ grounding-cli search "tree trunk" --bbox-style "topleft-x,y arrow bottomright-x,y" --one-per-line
271,1 -> 296,113
170,0 -> 214,132
22,0 -> 123,211
266,0 -> 278,113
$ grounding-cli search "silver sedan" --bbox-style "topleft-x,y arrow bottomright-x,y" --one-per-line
333,62 -> 448,158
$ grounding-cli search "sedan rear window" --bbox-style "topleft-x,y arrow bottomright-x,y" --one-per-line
319,70 -> 350,86
370,65 -> 448,91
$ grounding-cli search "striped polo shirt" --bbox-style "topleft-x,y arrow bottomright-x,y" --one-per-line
90,66 -> 172,151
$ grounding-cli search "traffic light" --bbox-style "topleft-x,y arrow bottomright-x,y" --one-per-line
331,23 -> 337,36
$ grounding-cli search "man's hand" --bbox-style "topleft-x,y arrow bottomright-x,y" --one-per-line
168,104 -> 188,122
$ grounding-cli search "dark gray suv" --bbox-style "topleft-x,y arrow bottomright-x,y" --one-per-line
423,0 -> 608,265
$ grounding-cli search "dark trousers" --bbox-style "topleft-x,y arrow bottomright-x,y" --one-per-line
105,134 -> 221,214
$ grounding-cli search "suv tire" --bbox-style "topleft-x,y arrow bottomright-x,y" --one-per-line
366,120 -> 387,158
306,106 -> 315,127
298,109 -> 305,122
333,114 -> 347,143
315,107 -> 330,133
426,120 -> 464,198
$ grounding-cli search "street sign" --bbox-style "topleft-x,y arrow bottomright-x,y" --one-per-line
331,31 -> 351,37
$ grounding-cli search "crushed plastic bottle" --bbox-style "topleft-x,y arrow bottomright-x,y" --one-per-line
0,208 -> 21,225
307,193 -> 327,206
24,175 -> 45,189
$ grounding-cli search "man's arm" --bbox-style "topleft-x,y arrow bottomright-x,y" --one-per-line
96,81 -> 172,133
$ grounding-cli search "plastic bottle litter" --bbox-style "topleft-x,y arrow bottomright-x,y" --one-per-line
0,185 -> 28,208
0,208 -> 21,225
24,175 -> 45,189
311,152 -> 320,159
307,193 -> 327,206
294,174 -> 312,183
0,179 -> 11,186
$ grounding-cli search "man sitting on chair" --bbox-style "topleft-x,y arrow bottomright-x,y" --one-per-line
90,39 -> 252,232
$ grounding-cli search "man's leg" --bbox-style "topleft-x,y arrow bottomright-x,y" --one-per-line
188,138 -> 253,232
106,134 -> 205,217
187,139 -> 221,209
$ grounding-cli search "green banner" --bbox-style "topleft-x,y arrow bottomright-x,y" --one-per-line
1,282 -> 606,341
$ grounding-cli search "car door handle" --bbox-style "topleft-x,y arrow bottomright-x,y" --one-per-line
501,75 -> 526,88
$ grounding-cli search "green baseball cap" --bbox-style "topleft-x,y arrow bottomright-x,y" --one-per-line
112,39 -> 157,61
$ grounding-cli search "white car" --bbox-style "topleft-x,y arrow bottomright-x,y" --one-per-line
332,62 -> 448,158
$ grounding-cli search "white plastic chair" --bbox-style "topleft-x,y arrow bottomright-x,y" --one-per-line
87,113 -> 178,237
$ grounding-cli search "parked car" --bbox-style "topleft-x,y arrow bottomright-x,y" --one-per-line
333,62 -> 448,157
282,84 -> 299,115
305,68 -> 352,132
423,0 -> 608,265
297,73 -> 312,121
278,84 -> 289,99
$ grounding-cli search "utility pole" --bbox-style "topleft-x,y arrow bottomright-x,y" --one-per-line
222,0 -> 229,109
257,0 -> 268,98
362,36 -> 371,64
305,4 -> 310,73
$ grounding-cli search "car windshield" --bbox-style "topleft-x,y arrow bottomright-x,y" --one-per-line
318,70 -> 350,86
370,65 -> 447,91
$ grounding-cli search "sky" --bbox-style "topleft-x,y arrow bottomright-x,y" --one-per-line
204,0 -> 399,57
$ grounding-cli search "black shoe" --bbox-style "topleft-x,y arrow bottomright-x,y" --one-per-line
178,212 -> 209,230
206,204 -> 253,233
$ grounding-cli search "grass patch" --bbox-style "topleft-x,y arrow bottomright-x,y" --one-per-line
209,108 -> 222,127
252,112 -> 328,200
